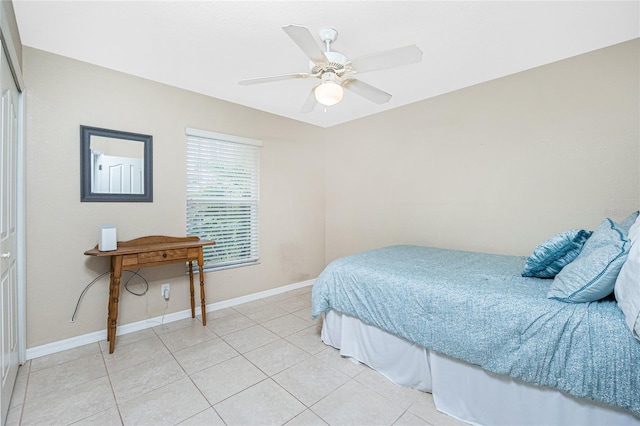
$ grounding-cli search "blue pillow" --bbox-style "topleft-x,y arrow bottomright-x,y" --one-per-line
618,210 -> 639,234
548,219 -> 630,303
522,230 -> 592,278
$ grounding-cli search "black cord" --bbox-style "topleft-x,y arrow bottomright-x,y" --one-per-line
70,269 -> 149,323
123,269 -> 149,296
70,270 -> 110,323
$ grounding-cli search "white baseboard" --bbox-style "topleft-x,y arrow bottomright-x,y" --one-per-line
26,279 -> 315,360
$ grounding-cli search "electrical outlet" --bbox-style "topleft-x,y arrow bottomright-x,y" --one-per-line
161,283 -> 170,300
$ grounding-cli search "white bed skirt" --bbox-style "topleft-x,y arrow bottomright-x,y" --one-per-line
321,310 -> 640,426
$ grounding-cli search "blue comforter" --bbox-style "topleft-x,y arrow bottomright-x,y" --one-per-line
311,245 -> 640,417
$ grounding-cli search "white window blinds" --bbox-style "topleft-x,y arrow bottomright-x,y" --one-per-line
186,128 -> 262,270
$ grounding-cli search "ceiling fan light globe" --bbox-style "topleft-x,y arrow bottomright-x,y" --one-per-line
314,81 -> 343,106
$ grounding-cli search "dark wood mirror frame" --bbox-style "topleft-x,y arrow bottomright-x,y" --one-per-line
80,125 -> 153,202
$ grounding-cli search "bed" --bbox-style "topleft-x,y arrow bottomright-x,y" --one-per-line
311,242 -> 640,425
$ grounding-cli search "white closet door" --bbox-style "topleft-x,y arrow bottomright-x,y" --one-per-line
0,43 -> 20,426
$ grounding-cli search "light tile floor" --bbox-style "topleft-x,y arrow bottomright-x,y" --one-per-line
7,287 -> 467,426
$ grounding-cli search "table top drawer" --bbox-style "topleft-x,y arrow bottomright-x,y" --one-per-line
138,248 -> 188,264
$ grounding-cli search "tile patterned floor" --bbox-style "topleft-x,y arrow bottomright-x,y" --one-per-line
7,287 -> 467,426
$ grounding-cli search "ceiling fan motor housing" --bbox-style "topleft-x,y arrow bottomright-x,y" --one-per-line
309,51 -> 347,75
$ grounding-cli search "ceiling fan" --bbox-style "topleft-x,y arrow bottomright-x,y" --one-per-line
239,25 -> 423,113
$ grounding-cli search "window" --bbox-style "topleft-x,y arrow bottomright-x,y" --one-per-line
186,128 -> 262,270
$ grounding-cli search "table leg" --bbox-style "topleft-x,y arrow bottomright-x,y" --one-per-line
199,249 -> 206,326
109,255 -> 123,354
189,261 -> 195,319
107,268 -> 114,342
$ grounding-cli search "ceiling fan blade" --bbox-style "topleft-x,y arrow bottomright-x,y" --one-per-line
342,78 -> 392,104
300,86 -> 319,113
349,45 -> 423,74
282,25 -> 328,66
239,73 -> 310,85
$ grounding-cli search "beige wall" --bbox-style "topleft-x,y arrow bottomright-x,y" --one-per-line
325,39 -> 640,262
23,47 -> 326,348
23,39 -> 639,349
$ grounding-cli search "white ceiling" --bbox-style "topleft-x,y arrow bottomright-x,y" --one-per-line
12,1 -> 640,128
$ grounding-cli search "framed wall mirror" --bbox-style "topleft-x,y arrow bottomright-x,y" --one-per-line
80,125 -> 153,202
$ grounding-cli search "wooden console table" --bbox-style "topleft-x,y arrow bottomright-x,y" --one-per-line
84,235 -> 215,353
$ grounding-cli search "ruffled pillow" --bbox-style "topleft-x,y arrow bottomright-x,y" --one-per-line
522,229 -> 592,278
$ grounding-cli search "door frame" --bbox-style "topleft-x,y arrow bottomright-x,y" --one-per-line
0,7 -> 26,364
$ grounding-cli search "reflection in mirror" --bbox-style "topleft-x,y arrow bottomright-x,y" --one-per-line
90,136 -> 145,194
81,126 -> 153,202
